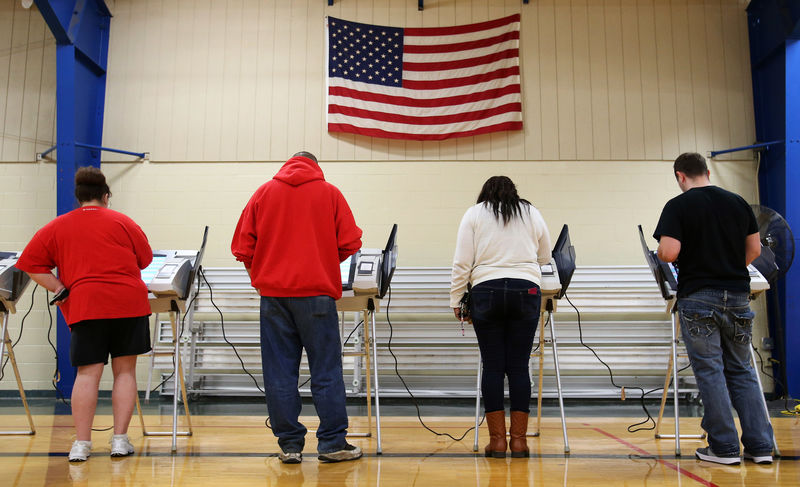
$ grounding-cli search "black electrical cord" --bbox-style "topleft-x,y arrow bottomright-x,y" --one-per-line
752,345 -> 795,415
199,267 -> 364,431
0,284 -> 36,381
564,292 -> 690,433
42,287 -> 126,431
201,268 -> 263,394
44,289 -> 70,407
45,289 -> 110,431
385,284 -> 484,441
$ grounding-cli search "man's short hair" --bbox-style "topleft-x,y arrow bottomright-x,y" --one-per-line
673,152 -> 708,178
293,151 -> 317,163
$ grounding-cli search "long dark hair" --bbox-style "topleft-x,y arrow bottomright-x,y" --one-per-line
476,176 -> 530,225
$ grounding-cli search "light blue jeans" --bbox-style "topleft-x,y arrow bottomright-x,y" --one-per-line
677,289 -> 774,456
259,296 -> 349,454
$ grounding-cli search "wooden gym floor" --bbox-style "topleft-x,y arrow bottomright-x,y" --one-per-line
0,398 -> 797,487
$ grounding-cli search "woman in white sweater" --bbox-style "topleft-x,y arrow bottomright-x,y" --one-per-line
450,176 -> 551,458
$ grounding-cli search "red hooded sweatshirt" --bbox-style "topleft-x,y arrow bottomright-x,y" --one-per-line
231,156 -> 362,299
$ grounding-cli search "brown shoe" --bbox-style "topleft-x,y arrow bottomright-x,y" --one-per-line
509,411 -> 529,458
484,410 -> 507,458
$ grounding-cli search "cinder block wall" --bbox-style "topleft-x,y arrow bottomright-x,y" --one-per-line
0,0 -> 770,392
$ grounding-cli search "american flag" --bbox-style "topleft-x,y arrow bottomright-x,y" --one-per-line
326,14 -> 522,141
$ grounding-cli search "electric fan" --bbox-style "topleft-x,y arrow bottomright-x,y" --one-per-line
750,204 -> 795,396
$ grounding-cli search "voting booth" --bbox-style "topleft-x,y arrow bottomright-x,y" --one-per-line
335,224 -> 398,455
473,224 -> 576,454
135,227 -> 208,453
0,252 -> 35,435
637,225 -> 778,456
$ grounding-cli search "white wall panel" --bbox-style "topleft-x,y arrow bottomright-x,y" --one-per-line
95,0 -> 758,162
0,2 -> 55,162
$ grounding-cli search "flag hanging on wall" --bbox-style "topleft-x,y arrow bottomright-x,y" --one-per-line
326,14 -> 522,141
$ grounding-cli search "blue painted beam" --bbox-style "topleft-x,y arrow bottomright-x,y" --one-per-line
36,0 -> 113,399
748,0 -> 800,398
75,143 -> 146,159
784,38 -> 800,396
710,139 -> 784,158
40,145 -> 57,158
33,0 -> 72,44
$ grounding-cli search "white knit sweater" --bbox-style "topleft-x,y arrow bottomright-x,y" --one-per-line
449,202 -> 552,308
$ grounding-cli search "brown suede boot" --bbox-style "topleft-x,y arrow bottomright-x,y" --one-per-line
509,411 -> 530,458
484,410 -> 507,458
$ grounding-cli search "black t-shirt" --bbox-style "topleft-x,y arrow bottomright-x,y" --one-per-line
653,185 -> 758,297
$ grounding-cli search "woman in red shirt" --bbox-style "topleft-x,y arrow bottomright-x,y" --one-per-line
16,167 -> 152,462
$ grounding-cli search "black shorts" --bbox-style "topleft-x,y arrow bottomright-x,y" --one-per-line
69,316 -> 152,367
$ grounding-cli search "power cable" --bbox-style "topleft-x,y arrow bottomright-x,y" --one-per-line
384,284 -> 483,442
564,292 -> 690,433
0,284 -> 36,381
199,267 -> 363,431
752,345 -> 797,416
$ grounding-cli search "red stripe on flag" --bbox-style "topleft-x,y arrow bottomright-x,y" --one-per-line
402,66 -> 519,90
328,102 -> 521,125
403,31 -> 519,54
328,121 -> 523,141
403,49 -> 519,72
404,14 -> 520,37
328,84 -> 521,108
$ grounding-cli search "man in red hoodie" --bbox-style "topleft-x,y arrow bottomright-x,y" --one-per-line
231,152 -> 363,464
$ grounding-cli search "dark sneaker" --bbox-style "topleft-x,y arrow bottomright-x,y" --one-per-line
695,447 -> 741,465
278,451 -> 302,464
318,443 -> 362,463
743,451 -> 773,465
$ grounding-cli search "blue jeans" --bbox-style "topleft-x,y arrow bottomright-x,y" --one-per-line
259,296 -> 349,454
677,289 -> 774,456
471,278 -> 541,413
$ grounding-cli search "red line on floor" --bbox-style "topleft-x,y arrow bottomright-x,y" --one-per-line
591,427 -> 718,487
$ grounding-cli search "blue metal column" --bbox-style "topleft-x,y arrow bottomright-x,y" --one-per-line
784,39 -> 800,396
748,0 -> 800,397
36,0 -> 112,398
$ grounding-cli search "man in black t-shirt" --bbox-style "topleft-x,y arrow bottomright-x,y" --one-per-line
654,152 -> 773,465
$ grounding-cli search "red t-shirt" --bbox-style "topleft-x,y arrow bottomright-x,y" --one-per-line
231,156 -> 362,299
15,206 -> 153,325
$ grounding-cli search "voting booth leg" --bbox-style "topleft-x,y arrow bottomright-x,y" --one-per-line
356,309 -> 373,439
533,312 -> 546,438
654,351 -> 674,437
0,311 -> 35,435
473,360 -> 482,452
535,314 -> 545,437
654,313 -> 704,456
342,308 -> 382,448
671,312 -> 681,456
547,304 -> 570,454
136,307 -> 193,453
144,313 -> 160,403
749,346 -> 781,457
369,308 -> 383,454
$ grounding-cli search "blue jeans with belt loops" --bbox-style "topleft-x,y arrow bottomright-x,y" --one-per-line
471,278 -> 541,413
259,295 -> 349,454
677,289 -> 774,456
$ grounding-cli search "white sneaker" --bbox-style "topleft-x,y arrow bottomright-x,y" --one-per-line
743,451 -> 773,465
110,434 -> 135,457
68,440 -> 92,462
694,447 -> 741,465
